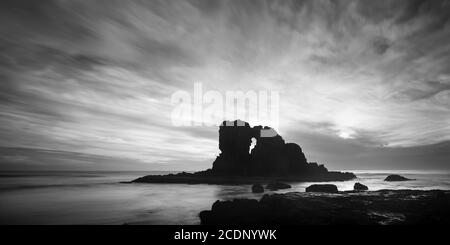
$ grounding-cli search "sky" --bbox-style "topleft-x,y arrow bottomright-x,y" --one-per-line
0,0 -> 449,171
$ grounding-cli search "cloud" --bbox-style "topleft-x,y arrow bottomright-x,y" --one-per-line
0,0 -> 449,170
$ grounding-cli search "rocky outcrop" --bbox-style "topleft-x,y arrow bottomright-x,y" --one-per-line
354,182 -> 368,191
252,184 -> 264,193
199,190 -> 450,225
212,120 -> 328,176
305,184 -> 338,193
384,175 -> 413,181
266,182 -> 291,191
131,120 -> 356,184
212,120 -> 255,174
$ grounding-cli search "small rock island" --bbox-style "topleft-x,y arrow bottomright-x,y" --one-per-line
384,174 -> 413,181
131,120 -> 356,184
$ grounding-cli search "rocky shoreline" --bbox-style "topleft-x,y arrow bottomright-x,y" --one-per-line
199,189 -> 450,225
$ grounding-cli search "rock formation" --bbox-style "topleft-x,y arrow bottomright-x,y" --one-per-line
384,175 -> 413,181
213,120 -> 330,176
251,184 -> 264,193
199,190 -> 450,225
131,120 -> 356,184
305,184 -> 339,193
266,182 -> 291,191
354,182 -> 368,191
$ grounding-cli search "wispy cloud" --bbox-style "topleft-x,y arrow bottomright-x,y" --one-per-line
0,0 -> 449,170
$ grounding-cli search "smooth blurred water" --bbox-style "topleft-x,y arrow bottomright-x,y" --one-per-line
0,170 -> 449,224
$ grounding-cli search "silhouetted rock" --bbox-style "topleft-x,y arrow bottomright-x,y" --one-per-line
354,182 -> 368,191
131,120 -> 356,184
212,120 -> 255,174
266,182 -> 291,191
252,184 -> 264,193
213,120 -> 330,176
199,199 -> 260,225
384,175 -> 412,181
199,190 -> 450,225
305,184 -> 338,193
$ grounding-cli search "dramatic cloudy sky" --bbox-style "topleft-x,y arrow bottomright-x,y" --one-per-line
0,0 -> 449,171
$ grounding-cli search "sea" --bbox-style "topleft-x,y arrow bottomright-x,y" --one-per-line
0,170 -> 449,225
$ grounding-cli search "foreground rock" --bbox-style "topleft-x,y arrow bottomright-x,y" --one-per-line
266,182 -> 291,191
131,120 -> 356,184
354,182 -> 368,191
252,184 -> 264,193
199,190 -> 450,225
385,175 -> 413,181
305,184 -> 338,193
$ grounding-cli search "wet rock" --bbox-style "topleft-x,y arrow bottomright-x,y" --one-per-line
199,199 -> 260,225
266,182 -> 291,191
305,184 -> 338,193
384,175 -> 412,181
199,190 -> 450,225
354,182 -> 368,191
252,184 -> 264,193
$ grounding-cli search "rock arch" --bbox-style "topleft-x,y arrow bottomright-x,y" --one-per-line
212,120 -> 327,176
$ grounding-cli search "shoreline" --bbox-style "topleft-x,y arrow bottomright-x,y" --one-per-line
199,189 -> 450,225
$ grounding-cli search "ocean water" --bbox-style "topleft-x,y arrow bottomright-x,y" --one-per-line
0,170 -> 449,225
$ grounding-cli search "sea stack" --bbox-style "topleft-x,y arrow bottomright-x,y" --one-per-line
131,120 -> 356,184
212,120 -> 330,176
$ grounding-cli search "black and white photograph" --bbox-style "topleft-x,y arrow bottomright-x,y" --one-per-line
1,0 -> 449,233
